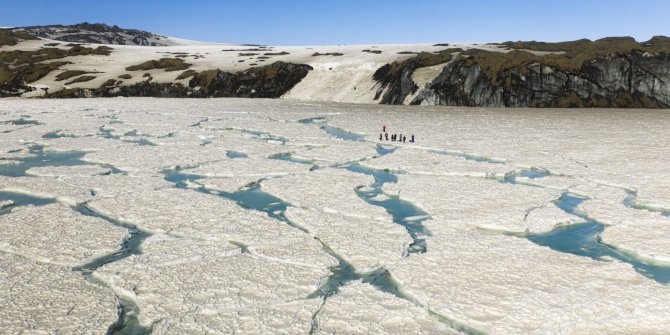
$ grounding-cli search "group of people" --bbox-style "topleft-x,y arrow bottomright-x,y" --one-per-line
379,124 -> 414,143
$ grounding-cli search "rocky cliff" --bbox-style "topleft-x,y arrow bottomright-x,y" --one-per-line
376,37 -> 670,108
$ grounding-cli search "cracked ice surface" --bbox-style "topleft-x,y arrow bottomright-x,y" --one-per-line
262,167 -> 388,218
0,175 -> 98,204
288,140 -> 380,167
361,146 -> 513,178
315,282 -> 458,334
185,157 -> 310,178
3,98 -> 670,334
286,207 -> 410,272
582,201 -> 670,265
343,107 -> 670,208
26,165 -> 113,177
87,187 -> 312,243
0,253 -> 118,334
389,223 -> 670,334
0,203 -> 127,266
153,299 -> 322,334
384,174 -> 581,233
94,234 -> 328,328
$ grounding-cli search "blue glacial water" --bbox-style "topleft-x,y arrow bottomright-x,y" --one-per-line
525,193 -> 670,284
346,164 -> 431,254
0,145 -> 122,177
320,124 -> 365,141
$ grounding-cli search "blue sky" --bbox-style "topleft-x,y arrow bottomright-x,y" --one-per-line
1,0 -> 668,45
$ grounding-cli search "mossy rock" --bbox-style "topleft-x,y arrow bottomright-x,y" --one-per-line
176,69 -> 196,80
0,45 -> 112,66
101,79 -> 117,87
65,75 -> 96,85
0,44 -> 112,85
56,70 -> 89,81
491,36 -> 670,77
126,58 -> 191,72
263,51 -> 290,56
0,29 -> 38,46
18,61 -> 72,83
312,52 -> 343,57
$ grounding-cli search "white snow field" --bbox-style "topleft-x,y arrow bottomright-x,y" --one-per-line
1,97 -> 670,334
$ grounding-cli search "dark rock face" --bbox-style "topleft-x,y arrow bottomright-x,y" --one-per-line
188,61 -> 313,98
48,62 -> 313,99
410,51 -> 670,108
373,63 -> 418,104
0,73 -> 34,97
372,51 -> 453,104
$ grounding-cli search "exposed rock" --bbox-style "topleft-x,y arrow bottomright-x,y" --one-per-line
373,37 -> 670,108
47,61 -> 313,99
0,44 -> 111,97
0,29 -> 38,47
411,51 -> 670,108
14,22 -> 169,46
372,51 -> 453,104
125,58 -> 191,72
187,61 -> 313,98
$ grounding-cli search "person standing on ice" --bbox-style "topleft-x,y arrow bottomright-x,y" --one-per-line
385,133 -> 389,141
383,124 -> 386,133
410,134 -> 415,143
379,133 -> 383,141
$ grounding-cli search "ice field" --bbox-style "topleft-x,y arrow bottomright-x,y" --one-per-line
1,98 -> 670,334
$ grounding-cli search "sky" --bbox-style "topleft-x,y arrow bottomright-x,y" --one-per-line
1,0 -> 668,45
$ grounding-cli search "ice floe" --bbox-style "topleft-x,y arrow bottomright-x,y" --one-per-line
383,174 -> 580,233
315,282 -> 458,334
286,207 -> 409,272
93,234 -> 328,327
582,201 -> 670,265
261,167 -> 387,218
0,253 -> 118,334
389,223 -> 670,334
0,203 -> 127,266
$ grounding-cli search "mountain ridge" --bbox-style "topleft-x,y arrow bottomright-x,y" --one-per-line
12,22 -> 174,46
2,23 -> 670,108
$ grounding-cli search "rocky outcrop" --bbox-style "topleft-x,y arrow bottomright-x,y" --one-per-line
376,37 -> 670,108
411,51 -> 670,108
14,23 -> 169,46
0,73 -> 34,97
48,61 -> 313,99
372,51 -> 452,104
188,61 -> 313,98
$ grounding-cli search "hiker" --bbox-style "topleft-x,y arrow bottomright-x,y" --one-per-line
385,133 -> 389,141
382,124 -> 386,132
379,133 -> 383,141
410,134 -> 415,143
403,135 -> 406,143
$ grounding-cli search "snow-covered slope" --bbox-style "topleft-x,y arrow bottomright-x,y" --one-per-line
1,29 -> 493,102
